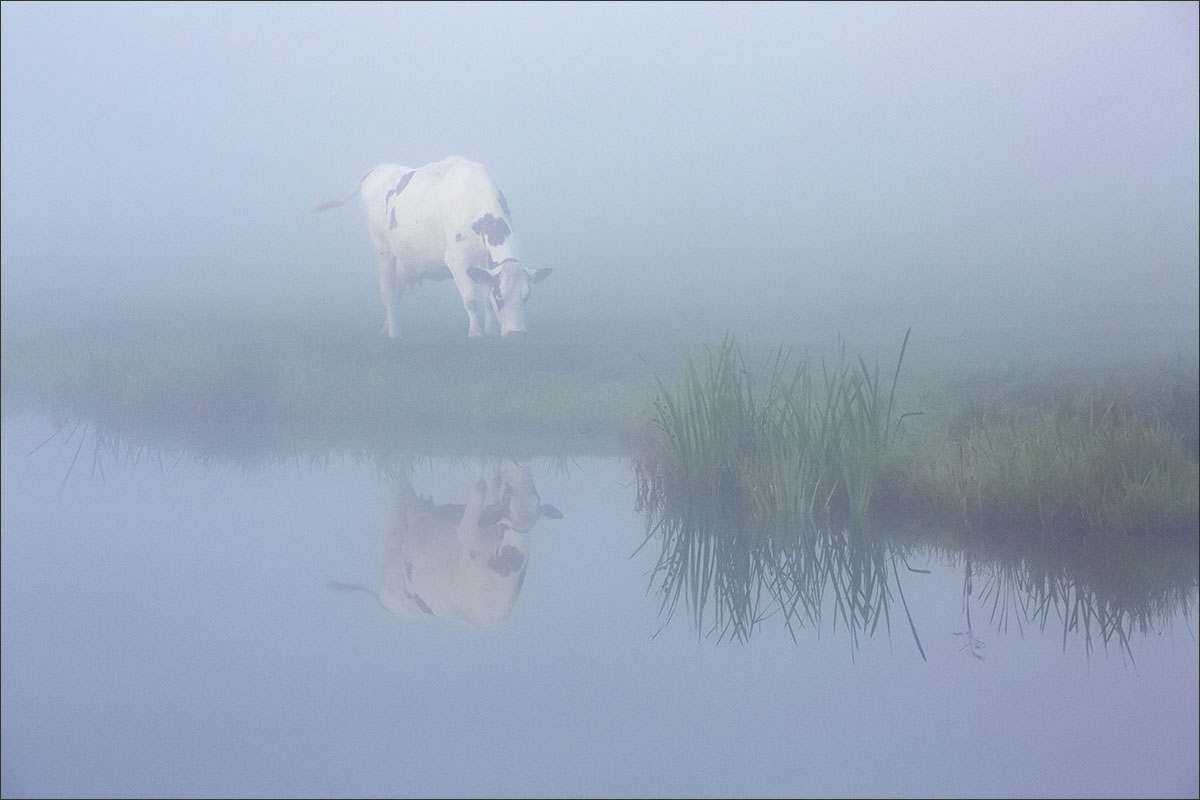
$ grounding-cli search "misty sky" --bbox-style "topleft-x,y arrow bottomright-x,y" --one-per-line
2,1 -> 1197,333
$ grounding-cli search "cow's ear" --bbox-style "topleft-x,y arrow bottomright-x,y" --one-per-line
526,267 -> 553,283
467,267 -> 494,285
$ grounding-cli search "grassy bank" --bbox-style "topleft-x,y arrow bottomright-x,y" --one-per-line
639,334 -> 1198,541
3,304 -> 1197,539
0,303 -> 678,458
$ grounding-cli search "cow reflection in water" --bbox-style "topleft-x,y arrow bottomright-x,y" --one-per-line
337,459 -> 562,627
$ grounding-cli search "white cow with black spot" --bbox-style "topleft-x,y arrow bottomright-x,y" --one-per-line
315,156 -> 552,338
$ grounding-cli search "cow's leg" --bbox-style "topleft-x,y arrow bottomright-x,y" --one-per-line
377,252 -> 402,339
482,299 -> 500,336
459,462 -> 504,545
447,253 -> 489,338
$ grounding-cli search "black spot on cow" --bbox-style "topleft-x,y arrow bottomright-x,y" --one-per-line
407,591 -> 434,616
384,170 -> 415,206
456,232 -> 464,241
390,207 -> 397,230
496,190 -> 511,218
472,213 -> 511,246
487,545 -> 526,576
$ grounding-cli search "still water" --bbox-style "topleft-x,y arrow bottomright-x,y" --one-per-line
2,413 -> 1196,798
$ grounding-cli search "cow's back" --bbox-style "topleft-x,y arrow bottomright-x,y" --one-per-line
365,157 -> 514,278
422,156 -> 507,225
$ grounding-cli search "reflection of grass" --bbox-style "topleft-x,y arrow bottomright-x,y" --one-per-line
631,490 -> 927,655
906,525 -> 1199,666
638,459 -> 1196,655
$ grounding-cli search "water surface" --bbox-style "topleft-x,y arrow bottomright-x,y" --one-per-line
2,414 -> 1196,798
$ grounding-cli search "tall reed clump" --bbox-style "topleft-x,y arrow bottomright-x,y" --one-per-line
644,329 -> 911,532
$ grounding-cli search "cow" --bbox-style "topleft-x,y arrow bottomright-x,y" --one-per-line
314,156 -> 552,338
330,459 -> 563,627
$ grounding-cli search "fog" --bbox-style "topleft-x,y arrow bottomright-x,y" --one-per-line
3,8 -> 1199,796
2,1 -> 1197,343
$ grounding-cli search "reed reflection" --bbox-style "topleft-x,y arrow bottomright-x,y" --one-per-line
947,530 -> 1198,666
634,459 -> 928,656
636,452 -> 1196,662
334,458 -> 563,627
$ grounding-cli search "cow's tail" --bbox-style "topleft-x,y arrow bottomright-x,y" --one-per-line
327,579 -> 379,600
328,579 -> 399,618
312,169 -> 373,213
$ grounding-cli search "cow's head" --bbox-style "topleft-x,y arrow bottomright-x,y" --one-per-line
369,460 -> 564,628
468,259 -> 552,337
494,460 -> 564,532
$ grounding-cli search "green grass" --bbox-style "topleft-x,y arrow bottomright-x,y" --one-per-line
641,329 -> 911,530
890,407 -> 1199,537
879,358 -> 1200,539
640,332 -> 1197,542
0,303 -> 679,458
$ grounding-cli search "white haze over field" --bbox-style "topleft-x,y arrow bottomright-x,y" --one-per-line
2,1 -> 1197,347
